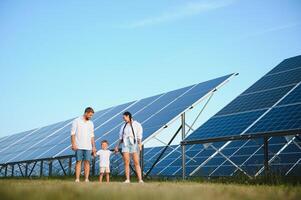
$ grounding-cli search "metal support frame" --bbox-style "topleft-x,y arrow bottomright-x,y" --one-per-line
144,125 -> 182,178
181,129 -> 300,178
28,161 -> 37,177
40,160 -> 43,177
11,164 -> 14,177
4,165 -> 7,177
58,159 -> 67,176
48,160 -> 53,176
25,163 -> 28,177
18,164 -> 24,177
140,145 -> 144,177
181,113 -> 186,180
263,137 -> 269,176
92,157 -> 96,176
141,89 -> 217,178
68,157 -> 72,175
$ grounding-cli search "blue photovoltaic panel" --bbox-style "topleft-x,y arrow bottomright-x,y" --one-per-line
185,55 -> 301,142
0,74 -> 234,165
278,84 -> 301,106
247,104 -> 301,134
242,67 -> 301,95
267,55 -> 301,75
166,55 -> 301,177
216,85 -> 293,116
186,110 -> 266,141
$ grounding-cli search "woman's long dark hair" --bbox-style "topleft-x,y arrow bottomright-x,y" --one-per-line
123,111 -> 132,121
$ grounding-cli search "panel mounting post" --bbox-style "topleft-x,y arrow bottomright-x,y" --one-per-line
181,113 -> 186,180
4,165 -> 8,177
140,145 -> 144,176
92,157 -> 96,176
263,137 -> 269,177
11,164 -> 14,177
25,163 -> 28,177
40,160 -> 44,177
68,157 -> 72,176
48,160 -> 53,177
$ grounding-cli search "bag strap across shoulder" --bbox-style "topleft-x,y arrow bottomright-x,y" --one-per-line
122,121 -> 136,144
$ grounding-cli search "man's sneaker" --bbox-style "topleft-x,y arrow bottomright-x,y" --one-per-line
75,179 -> 80,183
85,179 -> 89,183
139,180 -> 144,184
123,180 -> 130,184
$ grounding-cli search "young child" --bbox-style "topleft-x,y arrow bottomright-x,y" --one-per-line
96,140 -> 112,183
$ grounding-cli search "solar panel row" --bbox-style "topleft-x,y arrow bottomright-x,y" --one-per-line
153,55 -> 301,177
0,74 -> 234,167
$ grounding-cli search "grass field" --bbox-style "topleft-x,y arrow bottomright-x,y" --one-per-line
0,179 -> 300,200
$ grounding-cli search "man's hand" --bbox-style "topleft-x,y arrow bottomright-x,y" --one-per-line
138,143 -> 142,151
71,144 -> 78,151
92,147 -> 97,154
114,146 -> 119,154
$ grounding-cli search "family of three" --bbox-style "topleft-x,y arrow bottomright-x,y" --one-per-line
70,107 -> 144,183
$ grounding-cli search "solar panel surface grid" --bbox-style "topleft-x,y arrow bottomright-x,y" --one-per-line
42,75 -> 236,164
186,110 -> 266,141
267,55 -> 301,75
242,67 -> 301,95
216,85 -> 294,116
5,120 -> 73,163
185,56 -> 301,143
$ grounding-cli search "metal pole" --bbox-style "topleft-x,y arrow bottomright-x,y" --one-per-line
4,165 -> 8,177
49,160 -> 53,177
40,160 -> 44,177
25,163 -> 28,177
11,164 -> 14,177
92,157 -> 96,176
263,137 -> 269,176
68,157 -> 72,176
140,145 -> 144,176
181,113 -> 186,180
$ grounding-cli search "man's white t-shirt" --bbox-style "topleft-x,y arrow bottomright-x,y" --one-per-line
71,116 -> 94,150
96,150 -> 111,167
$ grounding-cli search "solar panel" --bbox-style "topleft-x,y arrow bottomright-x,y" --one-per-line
0,74 -> 235,166
151,55 -> 301,177
185,55 -> 301,142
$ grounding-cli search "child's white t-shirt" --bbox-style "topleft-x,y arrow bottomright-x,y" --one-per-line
96,150 -> 112,167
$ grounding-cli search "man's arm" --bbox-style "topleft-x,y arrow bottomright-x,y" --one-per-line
91,136 -> 96,154
71,135 -> 78,151
71,120 -> 78,151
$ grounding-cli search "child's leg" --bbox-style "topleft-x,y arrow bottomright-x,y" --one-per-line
99,173 -> 104,182
106,173 -> 110,183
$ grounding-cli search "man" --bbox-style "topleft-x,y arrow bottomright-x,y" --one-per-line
71,107 -> 96,182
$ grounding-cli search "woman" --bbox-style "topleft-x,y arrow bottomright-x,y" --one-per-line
114,111 -> 144,183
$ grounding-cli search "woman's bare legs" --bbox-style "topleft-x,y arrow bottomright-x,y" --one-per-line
132,152 -> 142,181
123,152 -> 130,181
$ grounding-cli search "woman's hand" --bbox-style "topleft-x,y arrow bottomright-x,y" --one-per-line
114,146 -> 119,154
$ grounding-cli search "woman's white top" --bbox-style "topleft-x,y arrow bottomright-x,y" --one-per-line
119,120 -> 143,145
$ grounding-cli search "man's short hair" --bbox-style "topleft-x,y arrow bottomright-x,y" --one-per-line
101,140 -> 108,145
84,107 -> 94,114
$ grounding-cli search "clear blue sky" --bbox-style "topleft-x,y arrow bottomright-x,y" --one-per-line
0,0 -> 301,137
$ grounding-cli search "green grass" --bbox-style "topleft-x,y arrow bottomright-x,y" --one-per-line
0,179 -> 300,200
